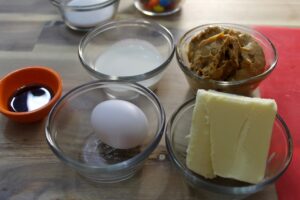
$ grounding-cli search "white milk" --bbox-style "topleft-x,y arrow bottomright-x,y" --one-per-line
95,39 -> 163,76
64,0 -> 115,28
94,39 -> 163,89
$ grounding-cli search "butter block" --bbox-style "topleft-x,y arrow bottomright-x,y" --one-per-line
186,90 -> 215,178
232,99 -> 277,183
186,89 -> 277,184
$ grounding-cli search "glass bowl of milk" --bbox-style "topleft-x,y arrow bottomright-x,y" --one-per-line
45,80 -> 165,182
78,19 -> 175,90
166,98 -> 293,199
50,0 -> 120,31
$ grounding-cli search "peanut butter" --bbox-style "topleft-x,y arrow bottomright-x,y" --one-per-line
188,26 -> 266,81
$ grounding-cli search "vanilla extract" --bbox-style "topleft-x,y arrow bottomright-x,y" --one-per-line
9,85 -> 53,112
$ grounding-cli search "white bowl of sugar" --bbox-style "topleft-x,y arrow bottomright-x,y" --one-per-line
51,0 -> 120,31
78,19 -> 175,90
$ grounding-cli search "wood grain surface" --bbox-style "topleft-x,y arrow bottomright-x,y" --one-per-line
0,0 -> 299,199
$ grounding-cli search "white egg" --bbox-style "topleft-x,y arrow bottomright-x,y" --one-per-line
90,99 -> 148,149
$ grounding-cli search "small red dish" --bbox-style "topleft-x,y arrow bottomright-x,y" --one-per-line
0,66 -> 62,123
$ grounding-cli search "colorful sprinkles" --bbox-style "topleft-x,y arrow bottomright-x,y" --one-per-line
142,0 -> 181,13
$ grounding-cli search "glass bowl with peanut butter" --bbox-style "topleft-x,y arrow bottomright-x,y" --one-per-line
176,24 -> 278,96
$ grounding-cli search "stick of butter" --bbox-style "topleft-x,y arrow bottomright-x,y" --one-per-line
186,89 -> 277,184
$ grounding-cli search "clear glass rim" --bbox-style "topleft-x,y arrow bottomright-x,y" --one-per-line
166,97 -> 293,195
176,23 -> 278,86
78,19 -> 175,82
51,0 -> 119,11
45,80 -> 166,172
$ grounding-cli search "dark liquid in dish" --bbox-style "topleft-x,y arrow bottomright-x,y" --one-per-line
9,85 -> 53,112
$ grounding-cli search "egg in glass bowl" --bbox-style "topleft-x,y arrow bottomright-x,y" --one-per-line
45,80 -> 165,183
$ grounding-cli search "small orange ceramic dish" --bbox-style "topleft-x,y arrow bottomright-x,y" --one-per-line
0,66 -> 62,123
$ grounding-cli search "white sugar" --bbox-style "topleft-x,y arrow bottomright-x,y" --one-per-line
65,0 -> 114,28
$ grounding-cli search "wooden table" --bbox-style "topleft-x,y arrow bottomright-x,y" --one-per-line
0,0 -> 299,199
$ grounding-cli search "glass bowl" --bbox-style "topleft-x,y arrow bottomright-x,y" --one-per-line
45,80 -> 165,183
50,0 -> 120,31
78,19 -> 175,90
134,0 -> 185,16
176,23 -> 278,96
166,98 -> 293,198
